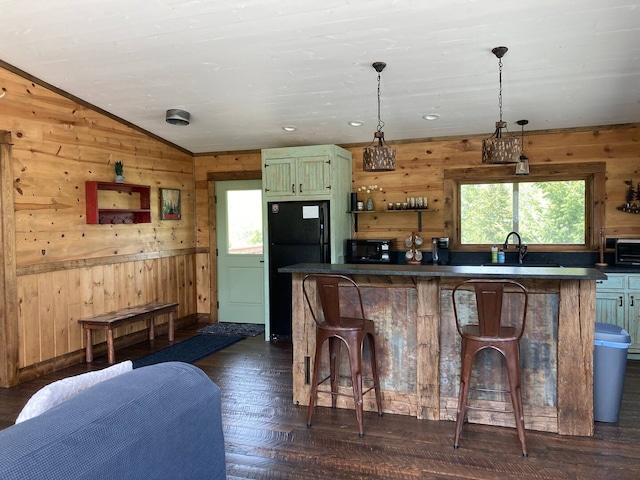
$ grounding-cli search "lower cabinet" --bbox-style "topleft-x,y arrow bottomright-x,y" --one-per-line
596,273 -> 640,355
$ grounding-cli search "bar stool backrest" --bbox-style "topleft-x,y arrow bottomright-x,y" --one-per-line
453,279 -> 528,340
303,274 -> 366,328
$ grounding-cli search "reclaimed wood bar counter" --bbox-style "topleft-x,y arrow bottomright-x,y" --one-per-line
279,263 -> 607,436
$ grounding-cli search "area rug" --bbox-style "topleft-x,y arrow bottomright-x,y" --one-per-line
197,322 -> 265,337
132,334 -> 244,368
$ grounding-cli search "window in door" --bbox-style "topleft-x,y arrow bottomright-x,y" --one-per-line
227,190 -> 263,255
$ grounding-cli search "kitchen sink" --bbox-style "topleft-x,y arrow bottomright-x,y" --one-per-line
480,262 -> 564,268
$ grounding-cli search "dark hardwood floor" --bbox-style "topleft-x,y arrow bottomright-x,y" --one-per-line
1,323 -> 639,479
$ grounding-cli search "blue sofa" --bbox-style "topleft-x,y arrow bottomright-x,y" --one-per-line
0,362 -> 226,479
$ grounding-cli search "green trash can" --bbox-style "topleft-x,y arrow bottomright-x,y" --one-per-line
594,322 -> 631,423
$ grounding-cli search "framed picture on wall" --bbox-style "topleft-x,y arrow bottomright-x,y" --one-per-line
160,188 -> 181,220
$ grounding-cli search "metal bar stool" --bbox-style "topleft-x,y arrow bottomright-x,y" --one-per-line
302,274 -> 383,437
452,279 -> 529,456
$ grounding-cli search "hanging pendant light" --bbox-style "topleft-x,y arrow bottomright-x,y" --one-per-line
515,119 -> 530,175
363,62 -> 396,172
482,47 -> 520,164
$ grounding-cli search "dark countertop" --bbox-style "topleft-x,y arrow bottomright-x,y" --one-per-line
594,265 -> 640,274
279,263 -> 607,280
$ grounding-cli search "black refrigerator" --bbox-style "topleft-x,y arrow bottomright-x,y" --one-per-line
267,200 -> 330,340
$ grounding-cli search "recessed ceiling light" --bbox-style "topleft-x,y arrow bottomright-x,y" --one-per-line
348,121 -> 364,127
282,125 -> 298,132
423,114 -> 440,121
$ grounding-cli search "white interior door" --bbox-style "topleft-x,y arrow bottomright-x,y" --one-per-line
216,180 -> 265,324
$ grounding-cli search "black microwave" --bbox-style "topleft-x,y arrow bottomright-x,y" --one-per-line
615,239 -> 640,266
346,239 -> 392,264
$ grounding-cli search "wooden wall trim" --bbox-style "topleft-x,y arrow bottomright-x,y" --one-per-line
339,124 -> 638,150
16,248 -> 201,276
206,170 -> 262,320
0,131 -> 19,387
443,162 -> 606,180
206,170 -> 262,182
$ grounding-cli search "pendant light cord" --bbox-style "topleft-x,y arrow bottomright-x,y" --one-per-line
498,57 -> 504,123
377,71 -> 385,133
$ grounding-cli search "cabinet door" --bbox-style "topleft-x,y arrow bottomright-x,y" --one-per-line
596,291 -> 626,329
297,155 -> 332,196
626,292 -> 640,353
263,158 -> 296,197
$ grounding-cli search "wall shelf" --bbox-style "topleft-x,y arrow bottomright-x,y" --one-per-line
349,209 -> 439,232
86,181 -> 151,224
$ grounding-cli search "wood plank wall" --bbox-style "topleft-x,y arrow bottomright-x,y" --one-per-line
0,66 -> 197,384
195,125 -> 640,253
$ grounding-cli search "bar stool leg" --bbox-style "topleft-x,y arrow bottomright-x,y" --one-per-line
328,337 -> 342,409
347,338 -> 365,437
307,334 -> 325,429
367,333 -> 383,416
503,344 -> 528,457
454,339 -> 476,449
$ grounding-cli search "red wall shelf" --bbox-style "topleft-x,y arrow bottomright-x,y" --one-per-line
85,181 -> 151,224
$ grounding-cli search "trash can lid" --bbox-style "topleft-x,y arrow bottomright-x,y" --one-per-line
595,322 -> 631,344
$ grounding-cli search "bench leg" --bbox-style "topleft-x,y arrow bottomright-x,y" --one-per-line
85,328 -> 93,363
149,317 -> 155,341
106,329 -> 115,365
168,310 -> 175,342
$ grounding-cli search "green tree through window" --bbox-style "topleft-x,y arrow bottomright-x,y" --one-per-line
460,180 -> 585,245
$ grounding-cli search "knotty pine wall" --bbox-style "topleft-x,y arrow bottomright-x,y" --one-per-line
0,65 -> 197,384
195,125 -> 640,255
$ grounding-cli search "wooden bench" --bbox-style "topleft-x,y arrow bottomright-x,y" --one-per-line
78,301 -> 179,364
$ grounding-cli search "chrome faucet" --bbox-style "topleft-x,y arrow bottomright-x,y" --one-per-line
503,231 -> 528,264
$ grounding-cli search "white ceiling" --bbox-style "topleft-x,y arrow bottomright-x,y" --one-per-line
1,0 -> 639,154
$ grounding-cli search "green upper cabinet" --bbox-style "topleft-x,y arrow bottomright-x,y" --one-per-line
262,157 -> 296,197
262,152 -> 333,197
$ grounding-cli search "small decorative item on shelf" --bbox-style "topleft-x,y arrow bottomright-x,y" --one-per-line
357,184 -> 383,211
405,196 -> 428,209
365,197 -> 374,211
618,179 -> 640,214
114,161 -> 125,183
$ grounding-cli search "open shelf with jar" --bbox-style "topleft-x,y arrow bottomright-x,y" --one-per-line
349,208 -> 439,232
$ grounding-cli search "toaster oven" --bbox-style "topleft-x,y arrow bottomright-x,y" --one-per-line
615,239 -> 640,266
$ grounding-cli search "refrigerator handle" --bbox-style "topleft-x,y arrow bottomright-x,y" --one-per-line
319,205 -> 329,263
319,206 -> 325,245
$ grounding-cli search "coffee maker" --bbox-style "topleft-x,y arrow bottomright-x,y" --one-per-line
431,237 -> 450,265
